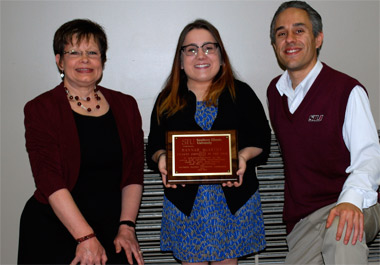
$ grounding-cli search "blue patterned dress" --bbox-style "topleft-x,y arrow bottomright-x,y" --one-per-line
160,101 -> 266,262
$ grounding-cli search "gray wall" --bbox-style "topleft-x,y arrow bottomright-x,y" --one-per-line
1,1 -> 379,264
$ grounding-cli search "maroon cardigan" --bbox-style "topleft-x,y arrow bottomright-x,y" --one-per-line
24,82 -> 144,204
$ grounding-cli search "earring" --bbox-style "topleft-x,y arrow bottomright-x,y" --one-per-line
60,71 -> 65,79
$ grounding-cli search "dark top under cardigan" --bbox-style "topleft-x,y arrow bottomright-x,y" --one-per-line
147,79 -> 271,216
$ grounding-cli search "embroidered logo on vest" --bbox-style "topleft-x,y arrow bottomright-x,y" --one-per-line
308,115 -> 324,122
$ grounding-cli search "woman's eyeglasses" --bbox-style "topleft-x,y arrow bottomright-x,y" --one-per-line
181,42 -> 219,56
63,50 -> 100,59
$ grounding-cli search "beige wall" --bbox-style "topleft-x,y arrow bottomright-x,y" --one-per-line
1,1 -> 379,264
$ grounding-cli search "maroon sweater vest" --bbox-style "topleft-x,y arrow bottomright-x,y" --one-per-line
267,63 -> 364,233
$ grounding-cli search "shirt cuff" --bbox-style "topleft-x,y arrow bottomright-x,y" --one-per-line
337,188 -> 364,212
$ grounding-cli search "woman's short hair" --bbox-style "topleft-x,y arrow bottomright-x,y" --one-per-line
53,19 -> 108,67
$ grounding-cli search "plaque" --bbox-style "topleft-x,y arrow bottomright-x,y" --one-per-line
166,130 -> 238,184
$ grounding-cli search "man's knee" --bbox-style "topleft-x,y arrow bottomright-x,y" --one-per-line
323,218 -> 368,265
324,217 -> 339,243
364,203 -> 380,243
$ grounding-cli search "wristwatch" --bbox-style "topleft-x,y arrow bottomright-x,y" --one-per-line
119,220 -> 136,228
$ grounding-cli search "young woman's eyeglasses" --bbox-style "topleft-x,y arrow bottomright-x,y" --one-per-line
63,50 -> 100,59
181,42 -> 219,56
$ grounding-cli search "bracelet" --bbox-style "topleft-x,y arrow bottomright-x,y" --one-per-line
157,152 -> 166,162
76,233 -> 96,244
119,220 -> 136,228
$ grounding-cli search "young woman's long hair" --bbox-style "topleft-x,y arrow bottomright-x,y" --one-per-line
156,19 -> 235,122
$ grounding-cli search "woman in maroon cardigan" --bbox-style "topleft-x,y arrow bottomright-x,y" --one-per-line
18,19 -> 144,265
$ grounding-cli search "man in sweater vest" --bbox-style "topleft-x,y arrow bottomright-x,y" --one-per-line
267,1 -> 380,264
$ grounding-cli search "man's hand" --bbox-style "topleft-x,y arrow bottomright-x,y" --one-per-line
325,202 -> 364,245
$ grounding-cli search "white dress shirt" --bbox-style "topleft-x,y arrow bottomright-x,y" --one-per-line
275,60 -> 380,210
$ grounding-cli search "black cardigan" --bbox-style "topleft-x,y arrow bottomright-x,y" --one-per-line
147,79 -> 271,216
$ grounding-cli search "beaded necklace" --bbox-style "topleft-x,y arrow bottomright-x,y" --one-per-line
64,86 -> 101,112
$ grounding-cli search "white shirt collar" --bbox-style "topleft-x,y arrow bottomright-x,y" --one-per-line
276,60 -> 323,113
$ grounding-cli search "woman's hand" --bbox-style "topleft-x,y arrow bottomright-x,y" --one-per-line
157,152 -> 180,188
222,147 -> 263,188
70,237 -> 107,265
47,189 -> 107,265
114,226 -> 144,265
222,154 -> 246,188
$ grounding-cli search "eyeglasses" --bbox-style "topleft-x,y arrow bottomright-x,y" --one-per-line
181,42 -> 219,56
63,50 -> 101,59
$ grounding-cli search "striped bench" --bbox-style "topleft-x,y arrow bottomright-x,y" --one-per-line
136,133 -> 380,264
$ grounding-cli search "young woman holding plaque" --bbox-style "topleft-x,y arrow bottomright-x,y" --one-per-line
147,19 -> 271,264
